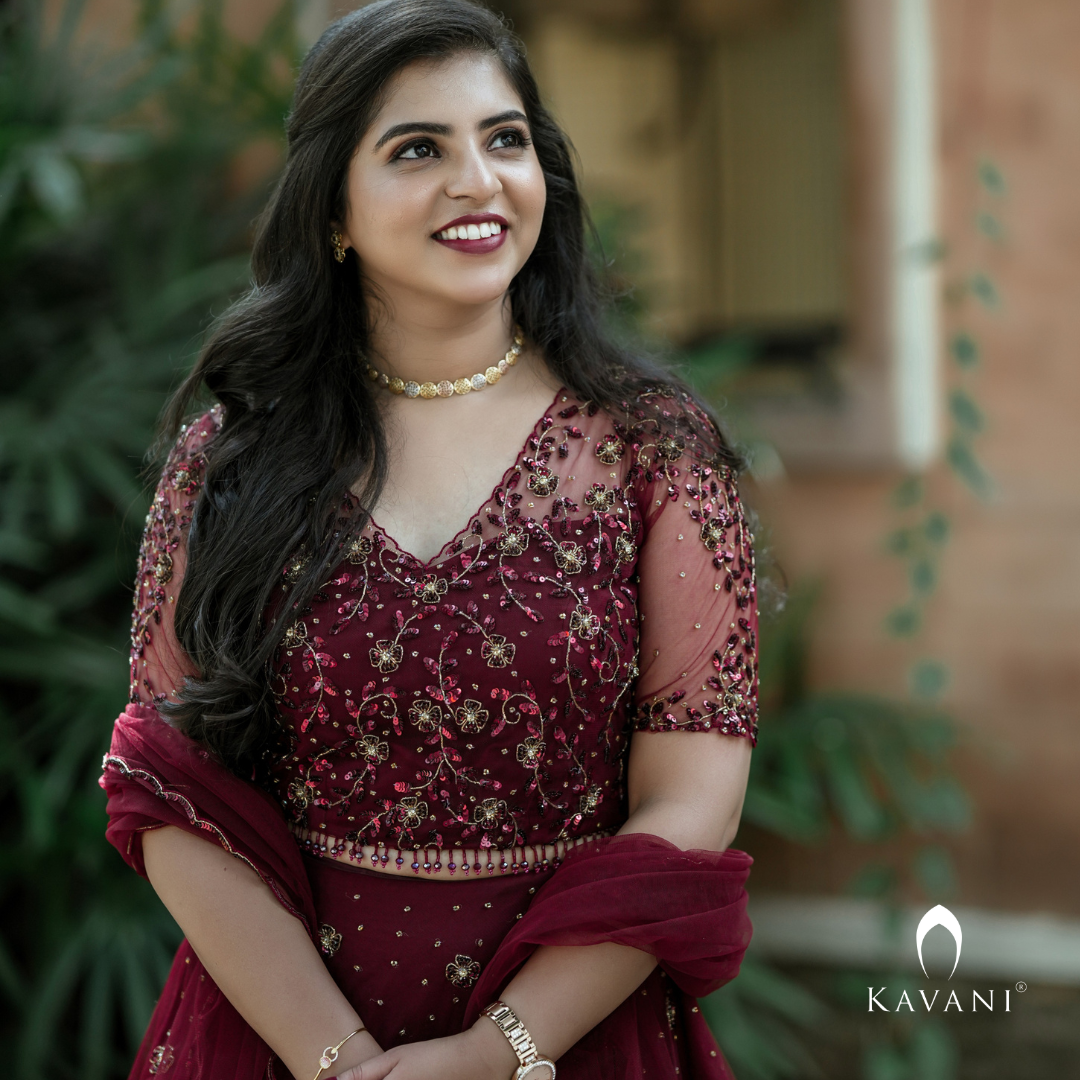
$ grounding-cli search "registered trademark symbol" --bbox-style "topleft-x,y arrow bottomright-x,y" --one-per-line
1016,981 -> 1027,992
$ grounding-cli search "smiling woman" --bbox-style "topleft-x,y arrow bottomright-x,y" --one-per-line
99,2 -> 758,1079
338,57 -> 546,323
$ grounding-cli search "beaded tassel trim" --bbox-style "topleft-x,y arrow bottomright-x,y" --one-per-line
289,823 -> 613,876
364,328 -> 524,399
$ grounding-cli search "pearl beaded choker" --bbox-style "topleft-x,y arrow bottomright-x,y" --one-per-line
364,327 -> 524,400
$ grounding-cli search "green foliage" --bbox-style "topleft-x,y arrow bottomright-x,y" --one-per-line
0,2 -> 296,1075
882,498 -> 953,640
885,159 -> 1002,650
967,272 -> 999,309
862,1018 -> 959,1080
586,196 -> 652,345
701,957 -> 827,1080
742,584 -> 970,848
856,157 -> 1008,1080
681,334 -> 760,399
977,159 -> 1006,197
908,659 -> 948,702
886,156 -> 1003,666
697,585 -> 968,1080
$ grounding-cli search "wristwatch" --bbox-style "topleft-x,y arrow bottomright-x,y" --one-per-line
482,1000 -> 557,1080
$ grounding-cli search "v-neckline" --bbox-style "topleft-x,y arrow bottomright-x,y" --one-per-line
365,383 -> 568,569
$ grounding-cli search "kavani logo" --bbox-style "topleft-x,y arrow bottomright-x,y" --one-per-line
916,903 -> 962,979
868,905 -> 1018,1014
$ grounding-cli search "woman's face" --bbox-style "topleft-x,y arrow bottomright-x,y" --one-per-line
340,52 -> 547,314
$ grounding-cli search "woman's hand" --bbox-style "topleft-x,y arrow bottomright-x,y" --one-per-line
336,1019 -> 517,1080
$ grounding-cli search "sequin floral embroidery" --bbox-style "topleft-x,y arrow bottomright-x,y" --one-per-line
128,388 -> 758,860
445,954 -> 482,987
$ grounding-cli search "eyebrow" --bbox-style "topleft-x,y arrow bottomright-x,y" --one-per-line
373,109 -> 528,151
479,109 -> 528,130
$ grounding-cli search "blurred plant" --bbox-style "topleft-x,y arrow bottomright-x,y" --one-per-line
0,2 -> 296,1076
884,161 -> 1003,648
740,583 -> 969,850
696,581 -> 968,1080
588,196 -> 652,346
828,969 -> 960,1080
700,956 -> 827,1080
831,156 -> 1006,1080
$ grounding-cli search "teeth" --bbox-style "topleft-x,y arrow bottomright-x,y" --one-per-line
436,221 -> 505,241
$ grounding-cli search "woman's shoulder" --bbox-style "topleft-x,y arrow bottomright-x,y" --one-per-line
146,405 -> 224,527
569,382 -> 737,479
173,404 -> 224,457
158,405 -> 224,494
581,384 -> 750,546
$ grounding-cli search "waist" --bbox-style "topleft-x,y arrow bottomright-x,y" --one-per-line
289,822 -> 616,882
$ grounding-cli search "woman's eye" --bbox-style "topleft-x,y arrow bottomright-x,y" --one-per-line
491,128 -> 529,150
395,140 -> 438,160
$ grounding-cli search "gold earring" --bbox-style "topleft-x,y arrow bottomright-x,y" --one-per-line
330,230 -> 346,263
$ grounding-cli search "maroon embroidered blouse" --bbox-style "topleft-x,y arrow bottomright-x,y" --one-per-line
129,385 -> 757,856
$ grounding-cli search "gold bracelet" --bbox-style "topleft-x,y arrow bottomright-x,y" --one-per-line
482,1000 -> 557,1080
312,1026 -> 366,1080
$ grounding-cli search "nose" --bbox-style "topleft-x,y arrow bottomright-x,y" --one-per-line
444,140 -> 502,203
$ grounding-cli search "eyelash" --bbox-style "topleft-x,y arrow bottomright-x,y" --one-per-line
392,127 -> 532,161
492,128 -> 531,150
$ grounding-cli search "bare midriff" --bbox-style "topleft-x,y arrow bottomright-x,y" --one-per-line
290,823 -> 615,882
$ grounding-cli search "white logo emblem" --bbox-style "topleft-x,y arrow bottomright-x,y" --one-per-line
916,904 -> 962,979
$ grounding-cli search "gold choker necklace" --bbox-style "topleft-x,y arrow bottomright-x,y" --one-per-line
365,328 -> 524,400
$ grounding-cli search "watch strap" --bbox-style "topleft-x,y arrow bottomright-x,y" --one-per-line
482,1001 -> 556,1080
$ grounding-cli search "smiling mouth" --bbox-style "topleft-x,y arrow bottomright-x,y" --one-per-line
432,217 -> 508,254
435,220 -> 503,240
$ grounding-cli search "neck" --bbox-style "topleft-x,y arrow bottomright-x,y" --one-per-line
364,291 -> 516,384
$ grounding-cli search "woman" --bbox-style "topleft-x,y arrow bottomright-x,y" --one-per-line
101,2 -> 758,1078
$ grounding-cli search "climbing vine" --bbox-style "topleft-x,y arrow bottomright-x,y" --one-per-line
885,160 -> 1005,702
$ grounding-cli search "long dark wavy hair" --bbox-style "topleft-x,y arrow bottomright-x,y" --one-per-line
160,0 -> 740,778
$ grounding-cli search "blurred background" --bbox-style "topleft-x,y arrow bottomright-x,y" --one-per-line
2,0 -> 1078,1077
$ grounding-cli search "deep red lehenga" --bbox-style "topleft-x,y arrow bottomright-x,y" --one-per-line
101,385 -> 759,1079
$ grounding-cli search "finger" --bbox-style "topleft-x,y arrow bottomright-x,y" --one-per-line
347,1052 -> 394,1080
337,1066 -> 371,1080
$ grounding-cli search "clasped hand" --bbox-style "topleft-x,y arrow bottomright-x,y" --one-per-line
335,1020 -> 521,1080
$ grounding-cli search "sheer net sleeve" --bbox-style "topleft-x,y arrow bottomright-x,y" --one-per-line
629,394 -> 758,743
128,408 -> 222,706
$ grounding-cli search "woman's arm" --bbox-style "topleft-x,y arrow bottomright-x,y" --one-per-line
477,730 -> 752,1071
351,729 -> 752,1080
128,418 -> 381,1077
146,727 -> 748,1080
142,826 -> 383,1079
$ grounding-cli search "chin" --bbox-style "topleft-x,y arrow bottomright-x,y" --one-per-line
427,270 -> 518,308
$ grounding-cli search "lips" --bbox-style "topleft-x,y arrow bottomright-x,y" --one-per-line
433,213 -> 509,254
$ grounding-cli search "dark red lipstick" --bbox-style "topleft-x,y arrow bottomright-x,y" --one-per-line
433,212 -> 509,254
